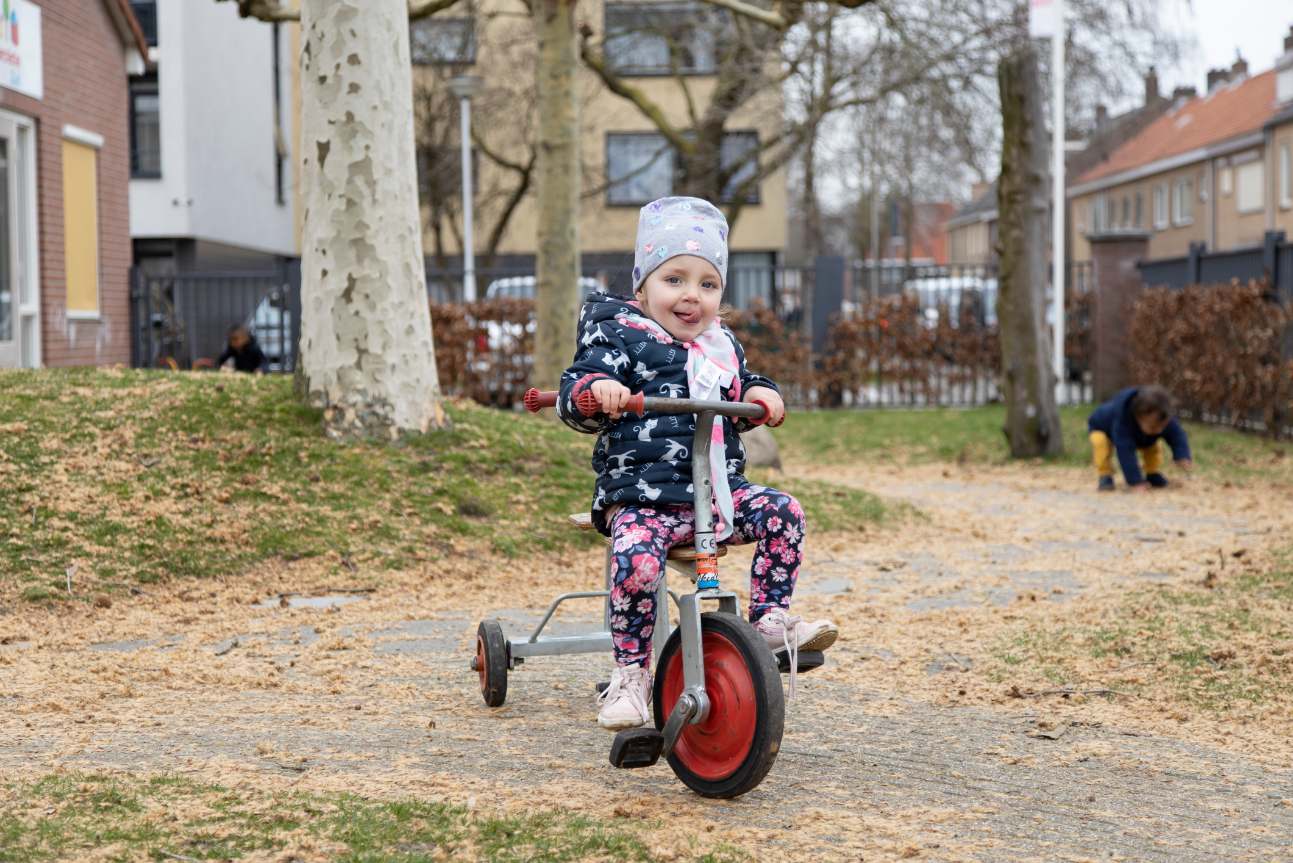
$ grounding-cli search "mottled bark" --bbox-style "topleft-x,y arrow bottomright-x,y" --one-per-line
996,49 -> 1062,458
299,0 -> 447,439
532,0 -> 581,393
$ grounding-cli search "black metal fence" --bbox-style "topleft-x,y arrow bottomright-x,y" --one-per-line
130,265 -> 300,373
1138,230 -> 1291,303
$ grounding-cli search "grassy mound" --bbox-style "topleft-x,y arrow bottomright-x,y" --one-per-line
0,369 -> 889,590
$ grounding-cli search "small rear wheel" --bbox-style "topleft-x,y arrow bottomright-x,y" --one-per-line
653,611 -> 784,798
476,620 -> 508,707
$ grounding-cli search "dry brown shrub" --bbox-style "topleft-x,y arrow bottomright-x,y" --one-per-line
429,298 -> 535,408
721,301 -> 814,402
1128,280 -> 1293,437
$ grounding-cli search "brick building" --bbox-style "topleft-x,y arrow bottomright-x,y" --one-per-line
0,0 -> 148,369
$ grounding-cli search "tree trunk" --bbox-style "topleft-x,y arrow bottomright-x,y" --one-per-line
298,0 -> 447,439
532,0 -> 581,392
996,48 -> 1062,458
801,123 -> 819,340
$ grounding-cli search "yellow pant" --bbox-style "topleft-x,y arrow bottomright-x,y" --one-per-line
1090,431 -> 1161,478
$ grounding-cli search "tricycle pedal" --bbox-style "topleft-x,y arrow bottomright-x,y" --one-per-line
610,728 -> 664,769
778,650 -> 824,674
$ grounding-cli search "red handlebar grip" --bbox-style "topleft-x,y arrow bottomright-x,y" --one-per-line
625,393 -> 645,415
574,389 -> 600,417
750,398 -> 782,427
523,389 -> 559,413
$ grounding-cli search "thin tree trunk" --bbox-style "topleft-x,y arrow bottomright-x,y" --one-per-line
298,0 -> 447,438
801,123 -> 820,340
996,48 -> 1062,457
532,0 -> 581,392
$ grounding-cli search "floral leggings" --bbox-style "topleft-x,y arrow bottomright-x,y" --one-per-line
607,482 -> 806,668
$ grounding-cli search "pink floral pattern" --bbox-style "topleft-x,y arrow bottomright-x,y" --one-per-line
606,482 -> 806,667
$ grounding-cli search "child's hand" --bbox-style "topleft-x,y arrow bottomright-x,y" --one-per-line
1174,458 -> 1194,469
1130,482 -> 1150,493
744,386 -> 785,426
590,379 -> 633,418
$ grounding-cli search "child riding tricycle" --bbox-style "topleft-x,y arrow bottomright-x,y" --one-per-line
470,196 -> 838,798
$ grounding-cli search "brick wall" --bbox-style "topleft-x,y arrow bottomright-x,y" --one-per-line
0,0 -> 134,367
1089,232 -> 1151,402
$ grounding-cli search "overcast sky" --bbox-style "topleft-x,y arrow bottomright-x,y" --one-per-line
1162,0 -> 1292,93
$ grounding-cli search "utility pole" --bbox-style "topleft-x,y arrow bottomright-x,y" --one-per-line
447,74 -> 484,302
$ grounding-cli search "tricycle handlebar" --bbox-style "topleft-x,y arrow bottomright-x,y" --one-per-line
523,388 -> 774,425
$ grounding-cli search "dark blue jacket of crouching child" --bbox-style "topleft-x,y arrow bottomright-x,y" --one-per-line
556,291 -> 779,536
1088,386 -> 1192,485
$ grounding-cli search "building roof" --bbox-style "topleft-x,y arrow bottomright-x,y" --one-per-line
103,0 -> 150,59
1070,70 -> 1278,190
945,182 -> 997,230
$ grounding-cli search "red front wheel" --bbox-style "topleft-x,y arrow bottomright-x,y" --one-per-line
653,612 -> 784,798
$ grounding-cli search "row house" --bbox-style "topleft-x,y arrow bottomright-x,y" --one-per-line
1068,28 -> 1293,261
0,0 -> 149,369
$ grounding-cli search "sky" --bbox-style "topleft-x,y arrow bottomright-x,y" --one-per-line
1162,0 -> 1292,93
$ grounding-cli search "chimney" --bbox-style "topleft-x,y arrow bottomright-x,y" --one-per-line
1095,105 -> 1108,128
1285,25 -> 1293,52
1172,86 -> 1197,102
1230,56 -> 1248,80
1206,67 -> 1229,91
970,182 -> 993,202
1144,66 -> 1159,105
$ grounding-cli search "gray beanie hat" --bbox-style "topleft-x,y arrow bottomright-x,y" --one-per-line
631,196 -> 729,293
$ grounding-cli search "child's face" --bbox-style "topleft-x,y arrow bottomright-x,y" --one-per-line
229,329 -> 250,351
634,256 -> 723,342
1136,413 -> 1170,436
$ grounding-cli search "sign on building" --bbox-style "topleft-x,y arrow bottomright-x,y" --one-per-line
0,0 -> 42,100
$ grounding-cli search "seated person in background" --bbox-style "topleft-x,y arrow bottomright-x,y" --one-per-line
1088,384 -> 1193,492
217,325 -> 268,374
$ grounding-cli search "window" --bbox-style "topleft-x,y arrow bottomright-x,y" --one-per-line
1077,200 -> 1086,232
1091,192 -> 1106,232
1134,192 -> 1144,229
1152,183 -> 1167,229
410,18 -> 475,65
129,2 -> 157,47
1198,170 -> 1208,202
719,131 -> 758,203
1236,160 -> 1264,214
129,76 -> 160,178
1121,196 -> 1129,229
604,2 -> 727,75
1280,142 -> 1291,210
1172,177 -> 1193,225
62,132 -> 100,319
1108,197 -> 1117,231
1220,166 -> 1233,196
606,133 -> 674,205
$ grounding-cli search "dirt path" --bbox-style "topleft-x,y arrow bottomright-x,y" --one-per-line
2,463 -> 1291,861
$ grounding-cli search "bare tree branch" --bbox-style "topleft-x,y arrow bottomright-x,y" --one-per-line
409,0 -> 464,21
579,39 -> 694,155
223,0 -> 465,23
695,0 -> 787,31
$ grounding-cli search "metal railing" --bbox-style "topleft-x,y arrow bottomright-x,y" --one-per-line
130,267 -> 300,373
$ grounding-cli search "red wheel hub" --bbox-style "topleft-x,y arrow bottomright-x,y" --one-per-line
661,631 -> 757,781
476,635 -> 488,693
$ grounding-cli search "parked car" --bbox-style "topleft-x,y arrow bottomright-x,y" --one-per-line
902,276 -> 998,328
484,275 -> 602,299
245,289 -> 291,371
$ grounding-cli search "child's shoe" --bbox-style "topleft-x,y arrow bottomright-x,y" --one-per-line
1146,473 -> 1169,488
754,608 -> 838,654
597,664 -> 652,730
1097,476 -> 1115,492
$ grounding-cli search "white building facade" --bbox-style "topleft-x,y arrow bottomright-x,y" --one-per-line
128,0 -> 297,274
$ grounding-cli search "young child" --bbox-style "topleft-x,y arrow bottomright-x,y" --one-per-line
557,196 -> 838,731
1087,385 -> 1194,492
217,324 -> 269,374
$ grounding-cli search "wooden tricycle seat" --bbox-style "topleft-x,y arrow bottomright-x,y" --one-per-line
567,513 -> 729,561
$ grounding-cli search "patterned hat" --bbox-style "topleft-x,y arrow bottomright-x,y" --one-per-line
631,196 -> 729,292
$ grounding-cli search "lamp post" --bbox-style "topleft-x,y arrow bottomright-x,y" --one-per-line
447,74 -> 484,301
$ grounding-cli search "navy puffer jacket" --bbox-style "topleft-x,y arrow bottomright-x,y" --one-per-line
557,292 -> 779,536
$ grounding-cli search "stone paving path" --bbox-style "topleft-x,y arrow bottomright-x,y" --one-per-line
4,465 -> 1291,861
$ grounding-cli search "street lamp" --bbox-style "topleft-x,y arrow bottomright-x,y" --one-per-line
446,74 -> 484,301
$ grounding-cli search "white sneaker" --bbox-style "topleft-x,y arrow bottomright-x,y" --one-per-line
597,664 -> 652,730
755,608 -> 839,654
754,609 -> 839,701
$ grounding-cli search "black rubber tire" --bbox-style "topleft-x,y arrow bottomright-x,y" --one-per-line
653,611 -> 784,798
476,620 -> 508,707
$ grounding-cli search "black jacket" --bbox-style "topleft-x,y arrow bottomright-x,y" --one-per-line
217,335 -> 269,373
1088,386 -> 1191,484
557,292 -> 779,536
